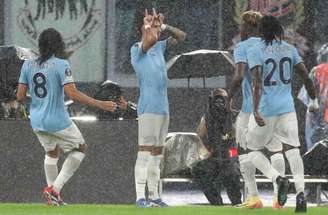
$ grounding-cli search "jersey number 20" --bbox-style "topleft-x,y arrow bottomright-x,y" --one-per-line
33,73 -> 47,98
264,57 -> 292,86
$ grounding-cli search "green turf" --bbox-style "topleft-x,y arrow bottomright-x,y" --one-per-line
0,204 -> 328,215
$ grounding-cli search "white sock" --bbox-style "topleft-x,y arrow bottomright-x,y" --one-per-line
239,154 -> 258,197
248,151 -> 280,183
53,151 -> 85,193
44,155 -> 59,186
270,153 -> 285,196
285,148 -> 304,195
135,151 -> 150,200
147,155 -> 162,200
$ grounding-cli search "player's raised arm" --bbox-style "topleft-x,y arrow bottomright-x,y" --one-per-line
141,9 -> 158,52
64,83 -> 117,112
294,63 -> 319,112
158,12 -> 186,49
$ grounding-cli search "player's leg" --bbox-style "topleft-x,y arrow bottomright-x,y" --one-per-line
44,145 -> 60,186
34,131 -> 61,205
148,115 -> 169,207
236,113 -> 262,208
247,115 -> 289,206
50,122 -> 86,205
266,139 -> 285,209
135,113 -> 154,207
275,112 -> 306,212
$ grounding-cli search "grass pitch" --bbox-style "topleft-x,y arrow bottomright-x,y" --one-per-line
0,204 -> 328,215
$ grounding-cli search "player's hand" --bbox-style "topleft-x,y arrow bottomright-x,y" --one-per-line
308,98 -> 319,113
254,111 -> 265,127
98,101 -> 117,112
158,13 -> 164,25
118,96 -> 128,110
143,9 -> 154,26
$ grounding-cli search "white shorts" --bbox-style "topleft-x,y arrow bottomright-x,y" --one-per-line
246,112 -> 300,151
236,112 -> 251,150
34,122 -> 85,153
138,113 -> 169,147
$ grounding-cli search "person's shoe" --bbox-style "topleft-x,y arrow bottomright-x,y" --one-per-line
273,197 -> 283,209
295,192 -> 307,213
238,196 -> 263,209
43,186 -> 66,206
277,176 -> 290,206
136,198 -> 150,208
149,199 -> 169,207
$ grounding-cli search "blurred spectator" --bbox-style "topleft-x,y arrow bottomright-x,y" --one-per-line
298,43 -> 328,150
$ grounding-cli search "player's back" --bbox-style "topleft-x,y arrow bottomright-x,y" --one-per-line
248,40 -> 303,117
20,56 -> 72,132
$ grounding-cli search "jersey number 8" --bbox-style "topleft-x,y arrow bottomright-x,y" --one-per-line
33,73 -> 48,98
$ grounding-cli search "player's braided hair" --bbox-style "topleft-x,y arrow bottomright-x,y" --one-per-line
241,11 -> 263,35
259,15 -> 284,46
38,28 -> 65,65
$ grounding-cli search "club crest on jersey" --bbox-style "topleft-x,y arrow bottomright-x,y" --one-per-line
16,0 -> 104,54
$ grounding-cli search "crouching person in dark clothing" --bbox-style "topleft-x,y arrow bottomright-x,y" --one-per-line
192,88 -> 242,206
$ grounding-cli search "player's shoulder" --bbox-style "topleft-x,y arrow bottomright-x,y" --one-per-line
22,58 -> 36,66
247,41 -> 263,53
131,42 -> 141,51
280,40 -> 297,50
236,37 -> 261,49
52,57 -> 69,65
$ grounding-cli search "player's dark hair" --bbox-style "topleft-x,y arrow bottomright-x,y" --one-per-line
259,15 -> 284,46
38,28 -> 65,65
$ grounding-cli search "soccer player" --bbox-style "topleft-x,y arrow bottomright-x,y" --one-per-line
227,11 -> 285,209
130,8 -> 186,207
16,28 -> 119,206
247,15 -> 319,212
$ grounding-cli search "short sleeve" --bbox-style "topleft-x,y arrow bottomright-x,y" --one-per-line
233,43 -> 246,64
247,47 -> 262,70
18,60 -> 28,85
292,46 -> 303,66
58,60 -> 74,86
130,42 -> 143,66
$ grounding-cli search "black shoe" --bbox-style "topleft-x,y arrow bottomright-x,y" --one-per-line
276,176 -> 290,206
295,192 -> 307,213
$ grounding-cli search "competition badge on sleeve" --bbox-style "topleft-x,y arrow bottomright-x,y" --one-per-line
65,68 -> 74,83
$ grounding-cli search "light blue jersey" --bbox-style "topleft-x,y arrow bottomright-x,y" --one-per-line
233,37 -> 261,113
130,40 -> 169,116
19,56 -> 74,132
247,40 -> 303,117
